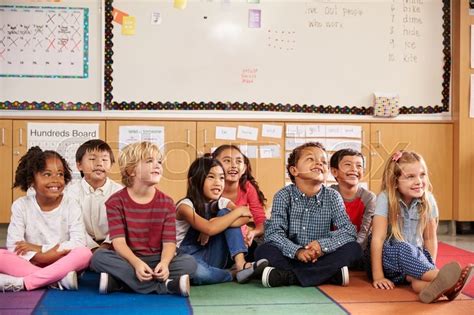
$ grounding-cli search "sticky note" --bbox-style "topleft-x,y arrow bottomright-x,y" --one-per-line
174,0 -> 187,10
122,16 -> 136,35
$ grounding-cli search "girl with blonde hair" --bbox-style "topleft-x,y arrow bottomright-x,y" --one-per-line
370,151 -> 473,303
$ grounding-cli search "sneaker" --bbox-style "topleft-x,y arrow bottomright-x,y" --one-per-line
166,274 -> 190,297
57,271 -> 78,291
445,264 -> 474,301
236,259 -> 269,284
329,266 -> 349,286
419,261 -> 461,303
99,272 -> 123,294
261,267 -> 298,288
0,274 -> 24,292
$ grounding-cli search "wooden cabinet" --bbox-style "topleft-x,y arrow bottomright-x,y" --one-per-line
106,121 -> 196,202
369,123 -> 453,220
0,120 -> 13,223
12,120 -> 106,202
197,122 -> 285,209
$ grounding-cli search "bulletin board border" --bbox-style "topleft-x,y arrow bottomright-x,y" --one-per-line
103,0 -> 450,115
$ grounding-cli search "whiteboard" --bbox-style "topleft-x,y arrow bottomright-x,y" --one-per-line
0,0 -> 101,104
110,0 -> 447,110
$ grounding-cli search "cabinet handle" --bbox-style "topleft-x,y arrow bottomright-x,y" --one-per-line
186,129 -> 190,147
375,130 -> 381,148
1,128 -> 4,146
203,129 -> 207,146
19,128 -> 23,146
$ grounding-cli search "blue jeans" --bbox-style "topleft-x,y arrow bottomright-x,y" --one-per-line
179,208 -> 247,285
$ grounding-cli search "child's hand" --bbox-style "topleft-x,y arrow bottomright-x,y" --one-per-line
372,277 -> 395,290
296,248 -> 317,263
153,262 -> 170,282
133,260 -> 154,282
237,206 -> 252,217
305,241 -> 322,261
14,241 -> 41,255
244,229 -> 256,247
197,232 -> 210,245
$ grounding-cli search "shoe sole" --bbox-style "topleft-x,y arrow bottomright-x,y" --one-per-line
262,267 -> 275,288
179,274 -> 190,297
419,262 -> 461,303
446,264 -> 474,301
341,266 -> 349,287
59,271 -> 78,291
99,273 -> 109,294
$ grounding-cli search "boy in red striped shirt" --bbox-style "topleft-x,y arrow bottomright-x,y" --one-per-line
90,141 -> 196,296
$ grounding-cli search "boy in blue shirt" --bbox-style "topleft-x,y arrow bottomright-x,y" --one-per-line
256,142 -> 362,287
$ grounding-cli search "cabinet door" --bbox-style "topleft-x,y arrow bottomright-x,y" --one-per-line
12,120 -> 106,202
197,122 -> 285,209
370,123 -> 453,220
106,121 -> 196,202
0,120 -> 12,223
284,122 -> 371,186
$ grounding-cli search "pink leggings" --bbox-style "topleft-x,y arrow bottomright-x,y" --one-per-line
0,247 -> 92,290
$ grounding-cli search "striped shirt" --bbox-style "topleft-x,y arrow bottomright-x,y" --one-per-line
106,187 -> 176,256
265,184 -> 357,258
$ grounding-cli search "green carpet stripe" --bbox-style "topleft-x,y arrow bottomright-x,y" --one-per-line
189,282 -> 346,315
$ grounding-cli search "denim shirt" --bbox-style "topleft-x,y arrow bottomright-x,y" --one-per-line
374,191 -> 439,248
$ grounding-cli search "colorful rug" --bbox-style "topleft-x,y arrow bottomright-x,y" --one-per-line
0,242 -> 472,314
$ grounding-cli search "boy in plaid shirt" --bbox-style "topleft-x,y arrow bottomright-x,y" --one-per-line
256,142 -> 362,287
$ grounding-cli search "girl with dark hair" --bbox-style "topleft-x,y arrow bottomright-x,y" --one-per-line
212,145 -> 267,256
0,146 -> 92,292
176,156 -> 268,285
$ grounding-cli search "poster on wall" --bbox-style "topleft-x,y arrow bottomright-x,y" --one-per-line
27,123 -> 100,179
0,5 -> 89,78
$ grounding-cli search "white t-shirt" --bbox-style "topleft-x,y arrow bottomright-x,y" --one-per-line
175,197 -> 230,248
7,194 -> 86,261
65,177 -> 122,249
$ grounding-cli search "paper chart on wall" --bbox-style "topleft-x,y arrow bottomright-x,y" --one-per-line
27,122 -> 99,179
119,126 -> 165,151
0,5 -> 89,78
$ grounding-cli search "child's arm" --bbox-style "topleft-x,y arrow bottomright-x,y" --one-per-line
244,184 -> 266,237
177,203 -> 251,236
58,198 -> 87,250
226,201 -> 251,227
358,190 -> 376,246
265,189 -> 304,258
371,215 -> 394,289
113,237 -> 154,282
423,217 -> 438,261
153,242 -> 176,281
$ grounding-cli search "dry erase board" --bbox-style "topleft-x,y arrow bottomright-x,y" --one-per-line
0,0 -> 101,111
106,0 -> 449,114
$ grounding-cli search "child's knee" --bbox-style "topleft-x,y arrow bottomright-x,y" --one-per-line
216,208 -> 231,217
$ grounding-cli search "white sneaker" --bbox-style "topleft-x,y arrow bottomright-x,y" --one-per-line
0,273 -> 24,292
166,274 -> 190,297
57,271 -> 78,291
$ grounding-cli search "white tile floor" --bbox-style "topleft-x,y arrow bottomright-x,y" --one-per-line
1,222 -> 473,252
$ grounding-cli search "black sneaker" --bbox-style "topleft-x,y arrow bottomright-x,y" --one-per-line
329,266 -> 349,286
261,267 -> 298,288
236,259 -> 269,284
99,272 -> 123,294
166,274 -> 190,297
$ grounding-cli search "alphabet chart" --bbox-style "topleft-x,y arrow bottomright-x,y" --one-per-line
0,5 -> 89,78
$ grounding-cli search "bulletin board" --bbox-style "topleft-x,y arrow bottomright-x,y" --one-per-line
0,1 -> 101,111
105,0 -> 450,115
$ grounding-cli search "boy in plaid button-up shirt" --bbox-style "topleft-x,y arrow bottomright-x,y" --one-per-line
255,142 -> 362,288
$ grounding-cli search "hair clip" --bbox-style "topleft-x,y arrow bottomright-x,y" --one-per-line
392,151 -> 403,162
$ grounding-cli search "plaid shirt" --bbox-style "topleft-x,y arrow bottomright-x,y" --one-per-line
265,184 -> 357,258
